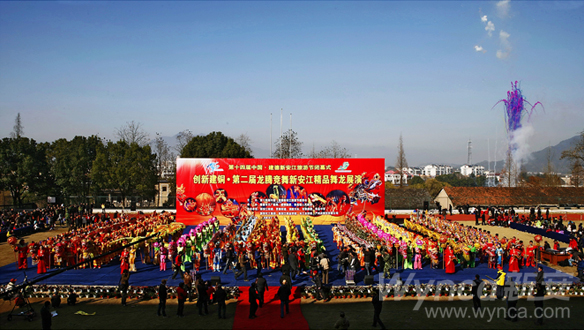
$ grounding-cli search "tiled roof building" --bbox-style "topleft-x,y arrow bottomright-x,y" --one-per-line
435,187 -> 584,208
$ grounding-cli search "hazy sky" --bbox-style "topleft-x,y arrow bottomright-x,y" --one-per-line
1,1 -> 583,166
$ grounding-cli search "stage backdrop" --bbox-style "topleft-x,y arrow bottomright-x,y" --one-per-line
176,158 -> 385,225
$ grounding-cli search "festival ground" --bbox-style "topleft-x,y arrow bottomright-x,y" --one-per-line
1,221 -> 582,329
0,225 -> 578,288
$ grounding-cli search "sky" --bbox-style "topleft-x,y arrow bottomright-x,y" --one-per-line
1,1 -> 583,167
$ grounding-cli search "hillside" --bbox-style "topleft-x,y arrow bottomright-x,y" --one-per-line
475,134 -> 580,174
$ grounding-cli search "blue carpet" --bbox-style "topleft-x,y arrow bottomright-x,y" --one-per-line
0,225 -> 577,287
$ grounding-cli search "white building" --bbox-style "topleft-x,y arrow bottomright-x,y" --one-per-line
404,167 -> 423,177
460,164 -> 485,176
423,164 -> 453,178
385,170 -> 408,185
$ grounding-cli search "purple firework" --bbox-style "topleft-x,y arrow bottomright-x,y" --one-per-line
493,81 -> 543,150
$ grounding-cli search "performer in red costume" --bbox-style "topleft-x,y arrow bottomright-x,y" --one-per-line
120,248 -> 130,274
524,241 -> 536,267
508,245 -> 520,273
444,245 -> 456,274
14,239 -> 29,269
37,244 -> 47,274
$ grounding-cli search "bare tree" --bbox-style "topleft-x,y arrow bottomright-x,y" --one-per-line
395,134 -> 408,188
501,149 -> 519,187
236,133 -> 253,156
319,140 -> 351,158
115,121 -> 149,146
273,129 -> 303,159
543,146 -> 560,187
154,133 -> 175,207
10,113 -> 24,138
570,160 -> 583,187
154,133 -> 175,177
561,131 -> 584,187
175,129 -> 194,154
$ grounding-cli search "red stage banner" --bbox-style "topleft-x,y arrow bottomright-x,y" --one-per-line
175,158 -> 385,225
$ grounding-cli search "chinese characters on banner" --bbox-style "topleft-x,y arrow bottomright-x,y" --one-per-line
175,158 -> 385,225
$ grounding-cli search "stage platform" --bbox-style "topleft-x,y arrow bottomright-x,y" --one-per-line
0,225 -> 577,288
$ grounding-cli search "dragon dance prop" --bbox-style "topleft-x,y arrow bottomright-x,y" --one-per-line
234,215 -> 257,244
300,217 -> 324,252
349,213 -> 425,250
333,223 -> 373,249
285,216 -> 300,244
406,215 -> 498,261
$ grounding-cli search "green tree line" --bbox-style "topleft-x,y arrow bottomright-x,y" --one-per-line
0,128 -> 251,207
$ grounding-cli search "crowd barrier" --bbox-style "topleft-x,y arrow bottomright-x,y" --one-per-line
510,222 -> 570,244
0,225 -> 35,242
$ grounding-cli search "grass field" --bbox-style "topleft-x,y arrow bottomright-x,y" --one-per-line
1,296 -> 582,329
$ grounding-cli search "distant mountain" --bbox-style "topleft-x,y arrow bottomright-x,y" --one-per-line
475,135 -> 580,175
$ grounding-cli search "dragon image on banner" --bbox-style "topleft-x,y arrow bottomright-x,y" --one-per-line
175,158 -> 385,225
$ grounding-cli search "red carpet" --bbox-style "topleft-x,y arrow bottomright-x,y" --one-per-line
233,286 -> 309,330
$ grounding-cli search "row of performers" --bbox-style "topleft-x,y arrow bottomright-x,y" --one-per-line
143,216 -> 288,276
406,214 -> 538,272
338,212 -> 537,275
10,213 -> 176,274
334,220 -> 425,276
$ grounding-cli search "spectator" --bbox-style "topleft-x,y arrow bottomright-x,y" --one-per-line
50,292 -> 61,308
256,273 -> 268,308
157,279 -> 168,317
248,282 -> 259,319
40,301 -> 52,330
214,284 -> 227,319
334,311 -> 350,329
278,279 -> 291,318
119,269 -> 130,306
176,282 -> 187,317
371,289 -> 385,329
67,290 -> 77,305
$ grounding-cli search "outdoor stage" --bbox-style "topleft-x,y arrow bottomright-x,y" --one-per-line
0,225 -> 577,288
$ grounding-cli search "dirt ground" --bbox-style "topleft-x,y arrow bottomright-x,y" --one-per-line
0,226 -> 69,268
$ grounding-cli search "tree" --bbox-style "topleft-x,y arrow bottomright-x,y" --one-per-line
409,176 -> 425,186
542,146 -> 561,187
424,178 -> 450,198
48,135 -> 103,202
115,121 -> 149,146
154,133 -> 175,207
235,133 -> 254,157
154,133 -> 175,177
10,113 -> 24,139
500,149 -> 520,187
91,141 -> 157,208
570,160 -> 583,187
561,131 -> 584,187
175,129 -> 194,154
181,131 -> 252,158
272,129 -> 303,159
0,137 -> 51,206
318,140 -> 351,158
395,134 -> 408,188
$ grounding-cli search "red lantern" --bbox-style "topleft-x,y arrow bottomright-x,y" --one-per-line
534,235 -> 542,243
7,237 -> 17,245
439,236 -> 447,244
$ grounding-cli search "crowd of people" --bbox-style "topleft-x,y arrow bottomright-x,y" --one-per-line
9,212 -> 177,274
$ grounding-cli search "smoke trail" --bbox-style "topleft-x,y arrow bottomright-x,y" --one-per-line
492,81 -> 543,164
